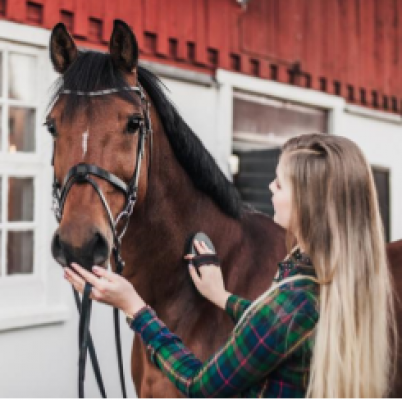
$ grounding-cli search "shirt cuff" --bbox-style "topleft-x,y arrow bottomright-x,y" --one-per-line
130,305 -> 183,367
131,305 -> 166,344
225,294 -> 252,323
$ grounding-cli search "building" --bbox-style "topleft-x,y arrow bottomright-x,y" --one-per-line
0,0 -> 401,396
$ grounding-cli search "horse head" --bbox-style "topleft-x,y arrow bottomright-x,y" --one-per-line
48,20 -> 151,270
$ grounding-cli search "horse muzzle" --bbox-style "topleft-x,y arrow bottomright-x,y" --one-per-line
51,229 -> 110,270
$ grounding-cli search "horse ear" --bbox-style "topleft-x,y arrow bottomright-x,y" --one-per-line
50,23 -> 78,74
109,20 -> 139,72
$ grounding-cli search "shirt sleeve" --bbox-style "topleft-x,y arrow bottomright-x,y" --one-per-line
224,294 -> 252,324
131,289 -> 318,398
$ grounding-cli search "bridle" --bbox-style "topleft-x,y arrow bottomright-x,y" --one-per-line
51,84 -> 152,398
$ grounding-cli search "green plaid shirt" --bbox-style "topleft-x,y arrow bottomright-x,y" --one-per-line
131,249 -> 319,397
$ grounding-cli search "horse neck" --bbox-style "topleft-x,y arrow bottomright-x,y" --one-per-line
121,123 -> 241,326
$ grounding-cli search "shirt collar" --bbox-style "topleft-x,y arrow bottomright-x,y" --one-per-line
274,248 -> 316,282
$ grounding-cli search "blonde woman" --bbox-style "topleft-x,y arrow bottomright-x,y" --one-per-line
65,133 -> 397,397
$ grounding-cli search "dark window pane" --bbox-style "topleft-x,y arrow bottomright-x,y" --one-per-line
8,177 -> 34,221
372,168 -> 390,243
7,230 -> 34,275
9,107 -> 36,153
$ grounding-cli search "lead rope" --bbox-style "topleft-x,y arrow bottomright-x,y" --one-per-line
79,283 -> 93,398
72,289 -> 107,398
113,247 -> 127,398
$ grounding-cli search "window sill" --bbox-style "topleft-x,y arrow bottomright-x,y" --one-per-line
0,304 -> 70,332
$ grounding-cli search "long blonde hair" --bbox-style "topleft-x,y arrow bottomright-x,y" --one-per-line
238,134 -> 397,397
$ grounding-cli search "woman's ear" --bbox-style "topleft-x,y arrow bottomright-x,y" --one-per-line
49,23 -> 78,74
109,19 -> 139,73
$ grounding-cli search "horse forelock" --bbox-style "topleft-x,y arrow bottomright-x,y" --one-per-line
48,50 -> 244,219
48,51 -> 141,121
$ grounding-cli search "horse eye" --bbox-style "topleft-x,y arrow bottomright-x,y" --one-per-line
44,120 -> 57,137
126,116 -> 142,134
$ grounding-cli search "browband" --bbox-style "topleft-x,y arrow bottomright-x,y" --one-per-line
61,86 -> 144,99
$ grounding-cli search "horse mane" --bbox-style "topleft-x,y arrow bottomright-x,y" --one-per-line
48,51 -> 244,219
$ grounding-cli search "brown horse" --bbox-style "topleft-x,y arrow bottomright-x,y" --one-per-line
48,21 -> 401,397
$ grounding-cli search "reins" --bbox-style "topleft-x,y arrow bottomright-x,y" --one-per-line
51,84 -> 152,398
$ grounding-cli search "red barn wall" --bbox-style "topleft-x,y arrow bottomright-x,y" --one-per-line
2,0 -> 402,114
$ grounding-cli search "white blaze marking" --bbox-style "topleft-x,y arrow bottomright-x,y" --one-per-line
82,130 -> 89,158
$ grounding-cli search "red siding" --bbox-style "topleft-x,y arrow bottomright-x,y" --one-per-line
2,0 -> 402,114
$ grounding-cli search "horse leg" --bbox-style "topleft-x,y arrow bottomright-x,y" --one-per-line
131,337 -> 183,398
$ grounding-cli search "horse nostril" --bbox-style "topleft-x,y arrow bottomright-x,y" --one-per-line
92,232 -> 109,266
51,233 -> 67,266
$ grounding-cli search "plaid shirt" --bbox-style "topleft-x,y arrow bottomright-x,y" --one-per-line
131,249 -> 319,397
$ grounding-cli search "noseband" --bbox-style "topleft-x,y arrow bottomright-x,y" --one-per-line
51,84 -> 152,398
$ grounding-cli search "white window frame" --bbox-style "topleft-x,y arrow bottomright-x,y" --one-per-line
215,69 -> 346,177
0,21 -> 69,331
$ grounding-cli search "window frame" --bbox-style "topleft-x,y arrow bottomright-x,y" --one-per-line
0,42 -> 44,281
214,69 -> 346,178
0,21 -> 69,331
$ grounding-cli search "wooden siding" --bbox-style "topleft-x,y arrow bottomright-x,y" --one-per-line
2,0 -> 402,114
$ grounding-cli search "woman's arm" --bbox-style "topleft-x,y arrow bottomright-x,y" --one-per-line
131,289 -> 318,398
64,263 -> 317,397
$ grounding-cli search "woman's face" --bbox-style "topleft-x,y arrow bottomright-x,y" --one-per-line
269,156 -> 293,230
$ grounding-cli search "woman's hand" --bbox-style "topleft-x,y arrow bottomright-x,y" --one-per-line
64,264 -> 145,317
185,240 -> 231,310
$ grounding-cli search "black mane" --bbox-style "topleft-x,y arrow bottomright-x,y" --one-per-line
49,51 -> 244,219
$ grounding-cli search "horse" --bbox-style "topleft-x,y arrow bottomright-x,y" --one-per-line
47,20 -> 401,397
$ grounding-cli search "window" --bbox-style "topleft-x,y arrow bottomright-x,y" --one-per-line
232,90 -> 328,215
0,46 -> 39,278
0,22 -> 70,332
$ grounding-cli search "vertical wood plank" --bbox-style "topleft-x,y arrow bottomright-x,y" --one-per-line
6,0 -> 26,22
174,0 -> 195,60
301,0 -> 322,89
374,0 -> 385,103
195,0 -> 209,64
382,0 -> 393,97
74,0 -> 88,38
346,0 -> 359,94
156,0 -> 169,56
89,0 -> 103,19
144,0 -> 158,33
61,0 -> 73,10
276,0 -> 296,63
102,0 -> 115,43
322,0 -> 340,94
359,0 -> 375,93
43,0 -> 61,29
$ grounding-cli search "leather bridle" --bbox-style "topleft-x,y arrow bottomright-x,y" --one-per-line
51,84 -> 152,398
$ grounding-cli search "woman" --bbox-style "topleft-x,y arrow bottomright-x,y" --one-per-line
65,134 -> 397,397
